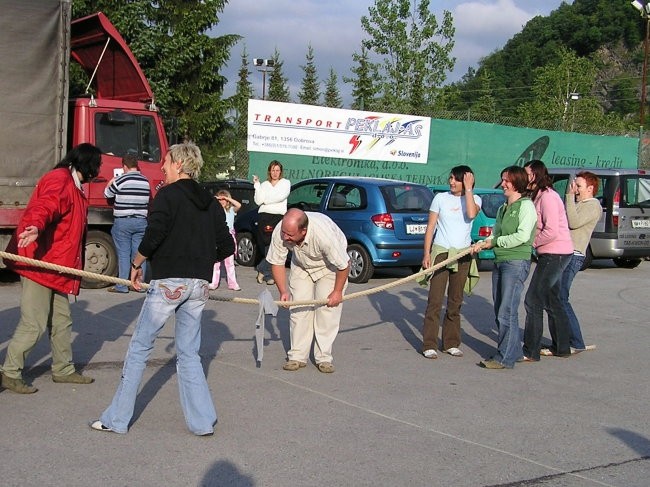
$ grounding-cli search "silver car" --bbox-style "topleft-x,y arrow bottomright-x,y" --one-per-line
549,168 -> 650,269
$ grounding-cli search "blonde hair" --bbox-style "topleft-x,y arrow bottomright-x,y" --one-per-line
216,189 -> 232,210
168,142 -> 203,180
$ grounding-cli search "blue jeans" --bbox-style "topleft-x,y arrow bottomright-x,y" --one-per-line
559,254 -> 586,350
523,253 -> 572,360
100,278 -> 216,435
111,217 -> 147,292
491,260 -> 530,368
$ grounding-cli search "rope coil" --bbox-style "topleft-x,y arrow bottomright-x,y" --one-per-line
0,247 -> 473,307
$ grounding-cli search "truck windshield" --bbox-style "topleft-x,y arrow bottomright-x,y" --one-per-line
95,112 -> 161,162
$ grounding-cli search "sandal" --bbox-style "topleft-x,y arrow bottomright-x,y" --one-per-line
282,360 -> 306,371
317,362 -> 335,373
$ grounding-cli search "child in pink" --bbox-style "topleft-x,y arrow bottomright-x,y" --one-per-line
209,190 -> 241,290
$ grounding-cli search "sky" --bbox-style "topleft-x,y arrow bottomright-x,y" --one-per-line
213,0 -> 570,106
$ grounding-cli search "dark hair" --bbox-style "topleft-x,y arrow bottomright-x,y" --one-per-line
501,166 -> 529,194
450,165 -> 475,188
122,153 -> 139,170
524,160 -> 552,200
55,143 -> 102,182
576,171 -> 599,195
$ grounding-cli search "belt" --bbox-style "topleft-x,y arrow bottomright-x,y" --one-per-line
115,215 -> 146,219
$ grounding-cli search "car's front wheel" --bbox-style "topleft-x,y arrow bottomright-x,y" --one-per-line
235,232 -> 257,267
347,243 -> 374,284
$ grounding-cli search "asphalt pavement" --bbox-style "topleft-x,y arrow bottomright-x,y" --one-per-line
0,260 -> 649,487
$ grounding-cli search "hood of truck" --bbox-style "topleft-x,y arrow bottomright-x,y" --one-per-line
71,12 -> 154,102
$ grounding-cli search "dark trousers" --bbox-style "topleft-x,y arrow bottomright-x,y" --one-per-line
421,253 -> 471,351
523,253 -> 572,359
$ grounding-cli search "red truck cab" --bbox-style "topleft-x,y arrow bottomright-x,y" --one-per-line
69,13 -> 168,286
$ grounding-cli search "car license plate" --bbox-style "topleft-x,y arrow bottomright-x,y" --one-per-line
632,219 -> 650,228
406,224 -> 427,234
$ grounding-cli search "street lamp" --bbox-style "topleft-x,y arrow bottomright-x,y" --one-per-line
632,0 -> 650,126
253,58 -> 275,101
561,92 -> 581,131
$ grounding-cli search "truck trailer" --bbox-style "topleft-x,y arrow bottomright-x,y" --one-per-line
0,0 -> 168,287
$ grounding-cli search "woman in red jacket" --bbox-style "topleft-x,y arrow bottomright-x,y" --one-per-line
1,143 -> 102,394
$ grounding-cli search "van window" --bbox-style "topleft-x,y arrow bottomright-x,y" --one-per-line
552,174 -> 607,207
622,176 -> 650,207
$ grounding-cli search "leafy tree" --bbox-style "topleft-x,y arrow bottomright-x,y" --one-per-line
71,1 -> 240,145
470,69 -> 499,119
267,49 -> 291,103
232,48 -> 254,137
323,68 -> 343,109
206,47 -> 255,178
298,44 -> 321,105
516,47 -> 626,133
456,0 -> 640,118
360,0 -> 455,113
345,45 -> 379,111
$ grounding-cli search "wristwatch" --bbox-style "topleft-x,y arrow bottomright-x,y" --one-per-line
131,261 -> 142,270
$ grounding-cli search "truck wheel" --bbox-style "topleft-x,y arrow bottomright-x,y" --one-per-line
236,232 -> 257,267
347,243 -> 373,284
613,257 -> 642,269
82,230 -> 117,289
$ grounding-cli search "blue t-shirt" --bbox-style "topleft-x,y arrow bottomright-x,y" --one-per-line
429,191 -> 482,248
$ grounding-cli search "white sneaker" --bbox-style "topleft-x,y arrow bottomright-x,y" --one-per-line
445,347 -> 463,357
423,349 -> 438,359
90,420 -> 114,433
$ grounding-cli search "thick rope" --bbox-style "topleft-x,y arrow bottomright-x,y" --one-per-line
0,247 -> 473,307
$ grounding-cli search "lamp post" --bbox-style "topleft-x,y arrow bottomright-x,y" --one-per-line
562,92 -> 580,131
632,0 -> 650,126
252,58 -> 275,100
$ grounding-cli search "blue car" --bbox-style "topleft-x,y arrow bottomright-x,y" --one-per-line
427,186 -> 506,268
235,177 -> 433,283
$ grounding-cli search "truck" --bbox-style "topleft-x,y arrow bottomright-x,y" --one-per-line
0,0 -> 168,287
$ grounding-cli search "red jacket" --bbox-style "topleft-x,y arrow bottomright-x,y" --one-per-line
5,168 -> 88,295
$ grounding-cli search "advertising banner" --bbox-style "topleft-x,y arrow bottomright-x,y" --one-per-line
248,102 -> 639,188
247,100 -> 431,163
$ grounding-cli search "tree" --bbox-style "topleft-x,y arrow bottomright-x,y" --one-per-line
298,44 -> 321,105
516,47 -> 626,133
205,47 -> 255,179
232,48 -> 254,138
470,69 -> 500,120
71,1 -> 240,145
267,49 -> 291,103
323,68 -> 343,109
360,0 -> 455,114
345,45 -> 379,111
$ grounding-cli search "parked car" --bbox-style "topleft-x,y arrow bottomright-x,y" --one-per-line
199,179 -> 257,216
234,177 -> 433,283
548,168 -> 650,269
428,185 -> 506,269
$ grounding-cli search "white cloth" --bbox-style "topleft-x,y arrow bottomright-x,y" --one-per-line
253,178 -> 290,215
255,289 -> 279,364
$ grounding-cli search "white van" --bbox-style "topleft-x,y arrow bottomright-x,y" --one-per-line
549,168 -> 650,269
